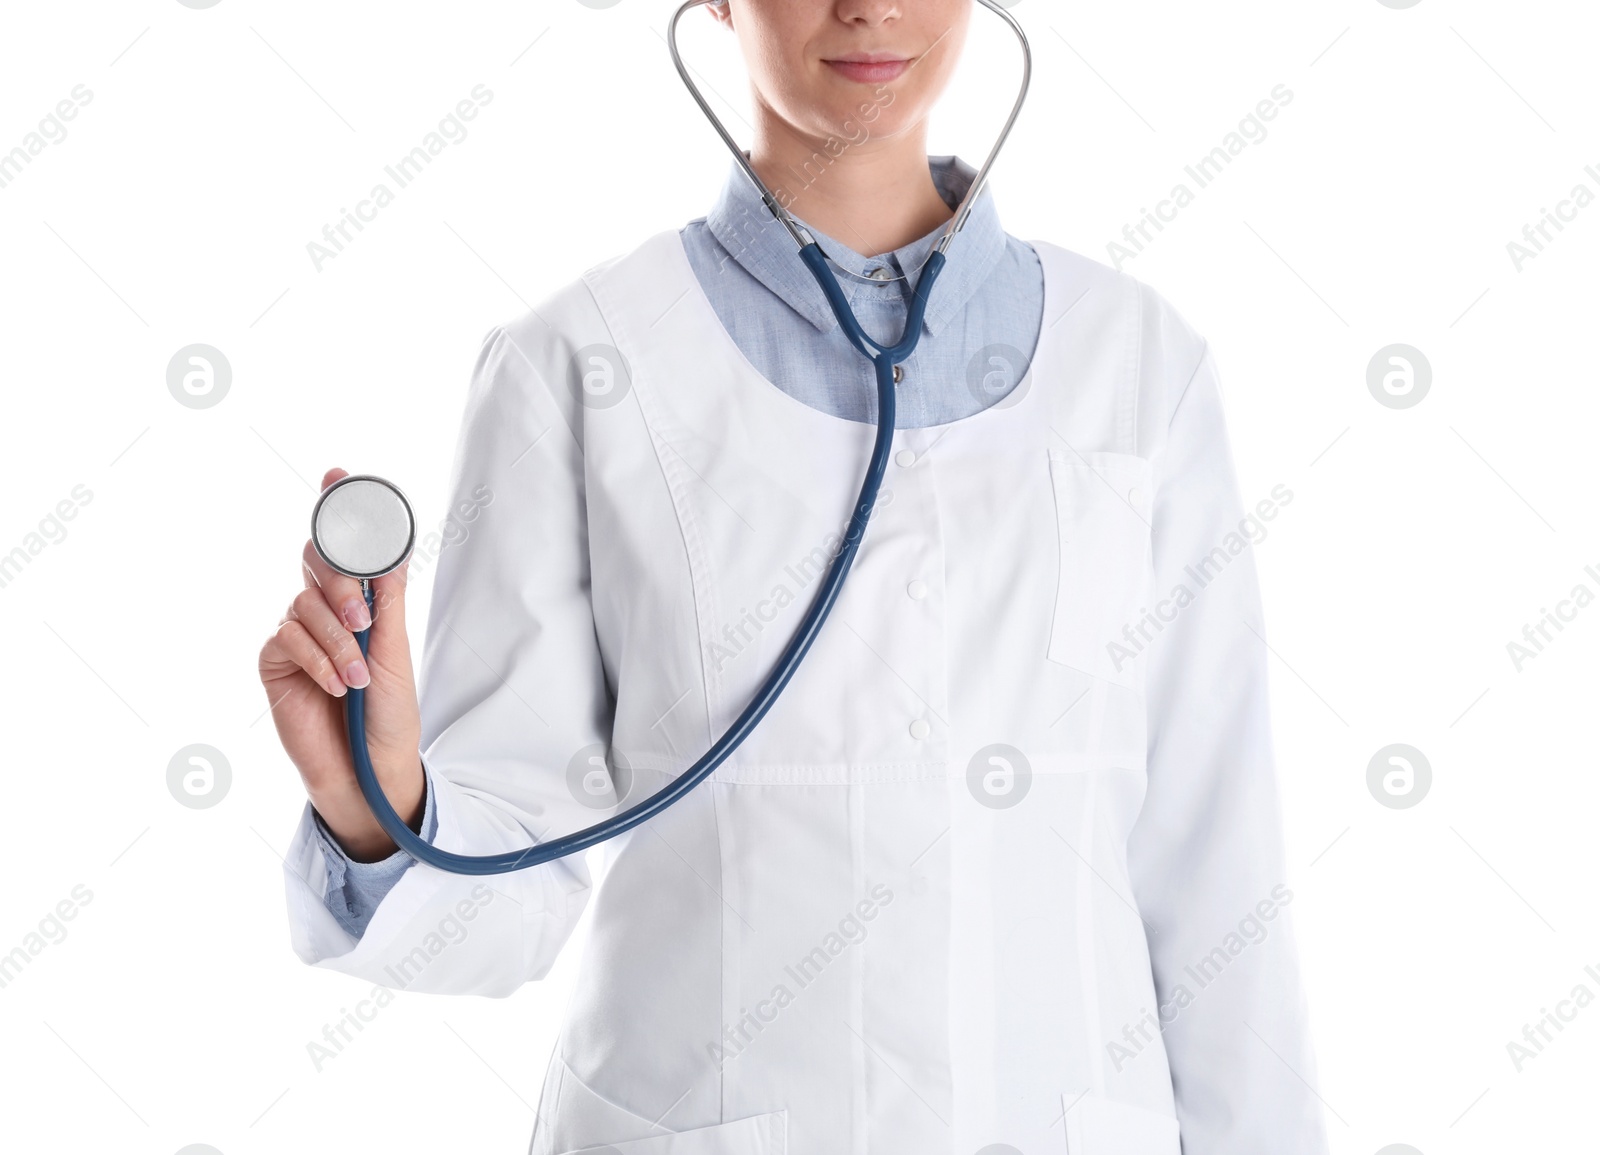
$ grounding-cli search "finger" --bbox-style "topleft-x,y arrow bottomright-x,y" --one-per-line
321,466 -> 350,490
263,619 -> 350,699
302,537 -> 371,633
289,586 -> 370,689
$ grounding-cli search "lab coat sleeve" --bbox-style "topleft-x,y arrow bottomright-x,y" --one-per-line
308,767 -> 437,938
280,323 -> 611,997
1125,337 -> 1329,1153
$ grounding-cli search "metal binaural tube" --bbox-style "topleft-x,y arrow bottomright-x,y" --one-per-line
664,0 -> 1032,266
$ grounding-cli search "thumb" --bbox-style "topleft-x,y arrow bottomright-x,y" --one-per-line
365,559 -> 413,669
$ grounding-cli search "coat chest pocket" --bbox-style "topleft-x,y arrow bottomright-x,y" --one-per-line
1045,449 -> 1154,689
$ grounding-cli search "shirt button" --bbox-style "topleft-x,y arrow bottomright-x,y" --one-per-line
892,365 -> 905,384
906,579 -> 928,600
909,718 -> 931,740
867,266 -> 893,281
894,449 -> 917,468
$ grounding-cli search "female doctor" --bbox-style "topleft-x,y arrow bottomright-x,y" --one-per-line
258,2 -> 1328,1152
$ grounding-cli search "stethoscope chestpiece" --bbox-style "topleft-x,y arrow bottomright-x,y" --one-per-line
310,474 -> 417,581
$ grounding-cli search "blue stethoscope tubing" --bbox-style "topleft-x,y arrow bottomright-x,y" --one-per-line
349,257 -> 940,876
344,0 -> 1031,875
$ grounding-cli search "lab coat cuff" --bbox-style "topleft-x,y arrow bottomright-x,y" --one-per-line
281,759 -> 588,994
308,765 -> 439,937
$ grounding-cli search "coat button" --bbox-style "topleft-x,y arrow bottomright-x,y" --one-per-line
895,449 -> 917,467
909,718 -> 931,740
1128,485 -> 1144,507
906,579 -> 928,600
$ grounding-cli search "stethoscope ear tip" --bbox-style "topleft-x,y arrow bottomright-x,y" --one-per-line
311,474 -> 416,581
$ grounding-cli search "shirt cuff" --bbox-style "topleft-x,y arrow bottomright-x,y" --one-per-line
309,764 -> 438,939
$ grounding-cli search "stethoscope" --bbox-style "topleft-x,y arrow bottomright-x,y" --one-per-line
309,0 -> 1032,875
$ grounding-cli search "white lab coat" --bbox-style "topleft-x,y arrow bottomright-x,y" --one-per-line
282,229 -> 1328,1155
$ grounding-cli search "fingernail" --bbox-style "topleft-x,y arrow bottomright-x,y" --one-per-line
324,675 -> 348,698
343,661 -> 370,689
343,599 -> 371,631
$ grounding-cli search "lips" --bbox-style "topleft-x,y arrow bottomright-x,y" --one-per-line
823,54 -> 913,84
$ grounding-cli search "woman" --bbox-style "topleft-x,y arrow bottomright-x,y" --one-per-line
259,2 -> 1328,1152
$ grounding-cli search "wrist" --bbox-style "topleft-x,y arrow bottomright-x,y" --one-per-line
312,758 -> 426,863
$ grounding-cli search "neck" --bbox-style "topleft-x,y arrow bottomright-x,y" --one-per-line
748,110 -> 953,259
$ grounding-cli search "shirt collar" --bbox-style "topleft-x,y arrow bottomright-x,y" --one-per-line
702,153 -> 1007,338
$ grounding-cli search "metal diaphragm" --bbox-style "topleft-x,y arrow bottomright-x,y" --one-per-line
311,474 -> 416,580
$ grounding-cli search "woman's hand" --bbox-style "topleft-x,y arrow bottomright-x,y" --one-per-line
258,467 -> 425,862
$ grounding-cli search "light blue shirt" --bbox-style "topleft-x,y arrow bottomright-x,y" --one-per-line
311,154 -> 1045,936
684,153 -> 1042,427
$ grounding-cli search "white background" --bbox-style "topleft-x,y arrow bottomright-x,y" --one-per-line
1,1 -> 1596,1152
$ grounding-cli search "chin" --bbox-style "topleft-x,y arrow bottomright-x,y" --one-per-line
806,95 -> 914,145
